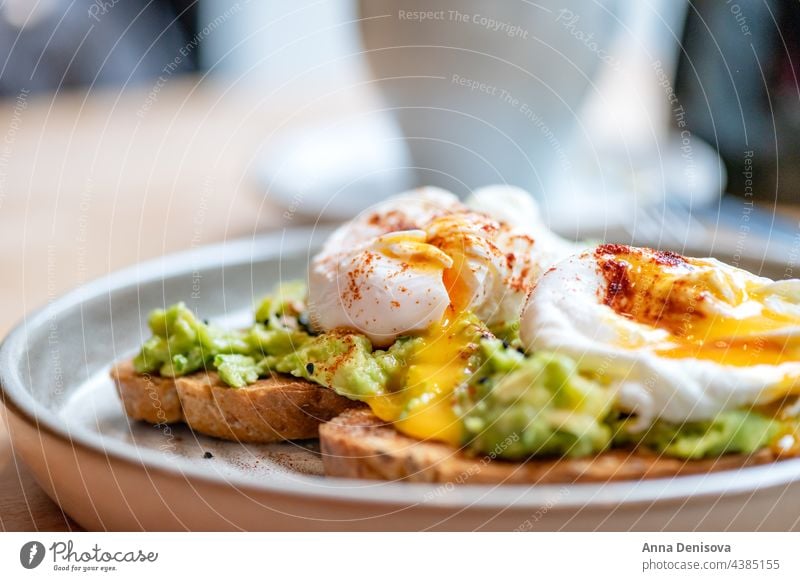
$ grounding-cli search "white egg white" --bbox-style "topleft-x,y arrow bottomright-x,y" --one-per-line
467,185 -> 581,275
308,230 -> 452,346
520,245 -> 800,429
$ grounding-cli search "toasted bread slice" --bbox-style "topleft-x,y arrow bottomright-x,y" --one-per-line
111,361 -> 183,424
111,360 -> 360,443
175,371 -> 359,443
320,408 -> 783,484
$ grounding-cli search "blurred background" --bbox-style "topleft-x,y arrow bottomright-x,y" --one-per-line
1,3 -> 798,198
2,1 -> 798,202
2,0 -> 800,530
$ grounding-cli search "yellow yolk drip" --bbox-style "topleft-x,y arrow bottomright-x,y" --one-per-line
599,247 -> 800,367
375,230 -> 454,272
426,214 -> 484,313
367,231 -> 481,445
358,224 -> 504,444
656,300 -> 800,367
366,309 -> 476,446
442,250 -> 473,314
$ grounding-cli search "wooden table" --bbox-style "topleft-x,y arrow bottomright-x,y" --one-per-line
0,75 -> 373,530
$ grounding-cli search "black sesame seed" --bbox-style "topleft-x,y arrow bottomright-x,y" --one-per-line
203,451 -> 214,459
502,339 -> 511,349
516,347 -> 525,354
203,319 -> 210,325
478,377 -> 489,385
305,362 -> 315,374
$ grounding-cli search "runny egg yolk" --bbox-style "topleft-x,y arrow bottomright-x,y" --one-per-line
375,230 -> 453,272
375,228 -> 475,310
597,245 -> 800,367
365,234 -> 481,445
368,309 -> 477,446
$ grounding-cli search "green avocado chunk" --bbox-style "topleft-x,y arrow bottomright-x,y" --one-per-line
132,302 -> 250,378
214,354 -> 261,388
132,282 -> 311,381
265,332 -> 418,399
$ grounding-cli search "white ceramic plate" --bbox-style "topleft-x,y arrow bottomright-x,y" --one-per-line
2,228 -> 800,531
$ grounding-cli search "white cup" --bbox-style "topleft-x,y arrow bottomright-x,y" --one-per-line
358,0 -> 622,202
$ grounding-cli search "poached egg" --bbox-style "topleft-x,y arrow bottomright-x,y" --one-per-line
308,186 -> 579,346
520,244 -> 800,429
307,185 -> 579,443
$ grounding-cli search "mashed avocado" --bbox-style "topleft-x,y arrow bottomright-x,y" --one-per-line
133,282 -> 795,460
133,282 -> 309,380
265,332 -> 418,398
456,339 -> 616,459
612,409 -> 787,459
133,303 -> 251,377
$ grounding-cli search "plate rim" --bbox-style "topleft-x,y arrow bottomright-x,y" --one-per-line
3,227 -> 800,511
